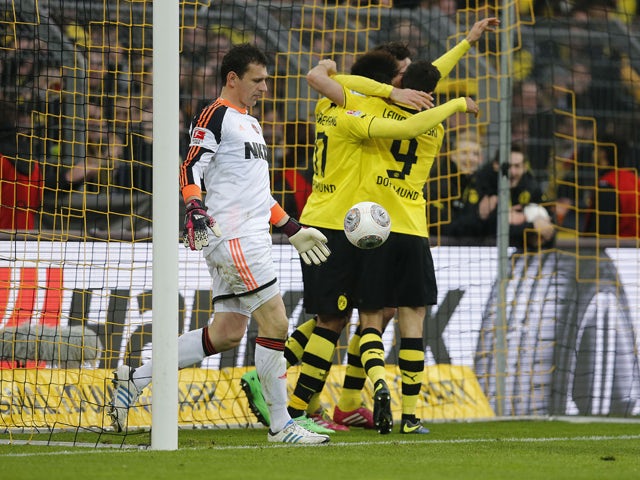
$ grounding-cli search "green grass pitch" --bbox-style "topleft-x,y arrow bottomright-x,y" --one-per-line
2,419 -> 639,480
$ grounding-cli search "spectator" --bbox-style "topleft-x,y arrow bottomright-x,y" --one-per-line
0,102 -> 42,231
449,144 -> 555,250
511,78 -> 556,187
427,128 -> 485,238
582,140 -> 640,237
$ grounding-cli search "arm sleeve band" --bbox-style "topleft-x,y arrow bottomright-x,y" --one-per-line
368,97 -> 467,139
333,74 -> 394,98
181,184 -> 202,203
270,202 -> 288,225
432,40 -> 471,78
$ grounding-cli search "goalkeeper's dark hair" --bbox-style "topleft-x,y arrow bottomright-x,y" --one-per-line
373,41 -> 412,61
220,43 -> 268,82
350,51 -> 398,85
400,60 -> 441,94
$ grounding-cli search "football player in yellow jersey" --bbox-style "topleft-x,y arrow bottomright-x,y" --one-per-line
315,17 -> 499,434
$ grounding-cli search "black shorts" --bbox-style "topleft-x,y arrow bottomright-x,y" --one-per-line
301,228 -> 437,316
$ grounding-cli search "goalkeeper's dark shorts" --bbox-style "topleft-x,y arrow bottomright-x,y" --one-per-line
300,228 -> 437,316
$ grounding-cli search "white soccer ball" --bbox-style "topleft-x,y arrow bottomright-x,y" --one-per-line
343,201 -> 391,249
523,203 -> 550,223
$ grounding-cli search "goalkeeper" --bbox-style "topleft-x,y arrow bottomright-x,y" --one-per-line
107,43 -> 331,445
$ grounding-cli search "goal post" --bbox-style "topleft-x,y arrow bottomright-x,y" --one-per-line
151,0 -> 179,451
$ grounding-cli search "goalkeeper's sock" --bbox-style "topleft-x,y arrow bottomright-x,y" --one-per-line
360,327 -> 386,386
337,327 -> 366,412
284,317 -> 317,367
288,326 -> 340,414
255,337 -> 289,432
132,327 -> 209,392
398,337 -> 424,418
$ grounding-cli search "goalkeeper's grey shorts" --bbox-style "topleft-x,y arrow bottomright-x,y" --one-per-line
206,231 -> 280,317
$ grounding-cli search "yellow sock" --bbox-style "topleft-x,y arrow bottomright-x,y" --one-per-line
359,327 -> 386,387
288,326 -> 340,417
285,316 -> 317,367
398,337 -> 424,418
337,328 -> 366,412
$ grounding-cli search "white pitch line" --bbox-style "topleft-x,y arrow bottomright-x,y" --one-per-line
1,434 -> 639,457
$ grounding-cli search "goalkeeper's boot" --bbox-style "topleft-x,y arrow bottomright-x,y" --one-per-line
108,364 -> 140,433
268,419 -> 330,444
309,409 -> 349,432
373,379 -> 393,435
400,417 -> 430,434
240,369 -> 270,427
292,414 -> 334,434
333,405 -> 374,429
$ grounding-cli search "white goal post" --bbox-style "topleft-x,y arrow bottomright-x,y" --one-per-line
151,0 -> 180,451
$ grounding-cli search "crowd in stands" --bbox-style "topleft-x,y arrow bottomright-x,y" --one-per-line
0,0 -> 638,243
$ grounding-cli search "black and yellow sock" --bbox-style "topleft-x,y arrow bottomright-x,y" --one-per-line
337,327 -> 366,412
284,317 -> 317,367
399,337 -> 424,420
360,327 -> 386,387
288,326 -> 340,418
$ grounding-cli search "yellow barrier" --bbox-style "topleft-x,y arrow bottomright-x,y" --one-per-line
1,365 -> 493,430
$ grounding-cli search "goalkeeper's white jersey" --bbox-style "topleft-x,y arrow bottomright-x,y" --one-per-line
181,97 -> 275,243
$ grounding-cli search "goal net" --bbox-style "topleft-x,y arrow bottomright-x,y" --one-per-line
1,0 -> 639,440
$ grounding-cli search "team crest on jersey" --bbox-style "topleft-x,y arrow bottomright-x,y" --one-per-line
345,110 -> 364,117
337,294 -> 348,311
191,127 -> 206,144
251,123 -> 261,135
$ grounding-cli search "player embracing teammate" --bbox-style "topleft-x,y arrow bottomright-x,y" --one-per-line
242,18 -> 498,435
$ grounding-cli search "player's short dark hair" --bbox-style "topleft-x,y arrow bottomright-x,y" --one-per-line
220,43 -> 268,82
373,41 -> 412,61
400,60 -> 441,93
350,51 -> 398,84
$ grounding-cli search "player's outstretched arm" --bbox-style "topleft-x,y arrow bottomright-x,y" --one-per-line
465,17 -> 500,45
433,17 -> 500,78
369,96 -> 478,139
334,74 -> 433,110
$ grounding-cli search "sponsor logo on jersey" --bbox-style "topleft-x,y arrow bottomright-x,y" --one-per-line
245,141 -> 269,160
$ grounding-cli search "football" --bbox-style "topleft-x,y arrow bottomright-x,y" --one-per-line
343,201 -> 391,249
523,203 -> 551,223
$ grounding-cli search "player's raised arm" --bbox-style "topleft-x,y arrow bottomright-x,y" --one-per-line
433,17 -> 500,78
307,59 -> 345,106
465,17 -> 500,45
